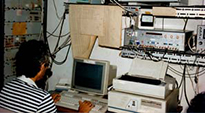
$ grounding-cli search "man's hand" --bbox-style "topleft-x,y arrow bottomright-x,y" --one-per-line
78,101 -> 94,113
51,93 -> 61,103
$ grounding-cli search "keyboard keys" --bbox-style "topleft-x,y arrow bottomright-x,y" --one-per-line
92,105 -> 102,111
56,91 -> 108,112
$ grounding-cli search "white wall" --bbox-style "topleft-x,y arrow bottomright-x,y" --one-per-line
47,0 -> 73,89
47,0 -> 205,113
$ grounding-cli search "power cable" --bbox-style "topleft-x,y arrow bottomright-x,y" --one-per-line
43,1 -> 70,66
183,19 -> 188,31
51,44 -> 71,65
52,0 -> 64,20
52,35 -> 71,55
168,65 -> 205,76
195,67 -> 200,94
183,65 -> 191,106
53,11 -> 66,52
47,18 -> 63,38
179,80 -> 184,104
110,0 -> 138,15
178,74 -> 184,88
187,68 -> 197,95
47,31 -> 69,38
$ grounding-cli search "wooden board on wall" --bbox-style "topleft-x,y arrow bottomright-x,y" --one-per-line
80,5 -> 105,37
98,6 -> 123,48
153,7 -> 176,16
71,34 -> 97,58
69,5 -> 123,58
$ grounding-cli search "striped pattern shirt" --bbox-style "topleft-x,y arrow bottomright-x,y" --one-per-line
0,77 -> 57,113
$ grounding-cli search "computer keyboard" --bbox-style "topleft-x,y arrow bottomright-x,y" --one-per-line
56,91 -> 108,113
58,96 -> 80,110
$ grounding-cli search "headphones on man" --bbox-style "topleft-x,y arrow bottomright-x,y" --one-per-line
35,62 -> 53,90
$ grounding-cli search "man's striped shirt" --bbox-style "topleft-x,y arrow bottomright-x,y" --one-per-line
0,78 -> 57,113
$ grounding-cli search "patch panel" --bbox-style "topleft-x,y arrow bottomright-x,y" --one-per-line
121,48 -> 205,66
176,7 -> 205,18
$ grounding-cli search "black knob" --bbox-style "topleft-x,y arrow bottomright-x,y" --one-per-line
199,41 -> 203,45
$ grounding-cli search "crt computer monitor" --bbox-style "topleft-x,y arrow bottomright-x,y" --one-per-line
71,58 -> 116,95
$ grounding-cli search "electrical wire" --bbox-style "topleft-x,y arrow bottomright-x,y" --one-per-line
183,19 -> 188,31
169,66 -> 195,78
144,48 -> 167,62
42,0 -> 54,69
110,0 -> 115,5
188,34 -> 197,53
53,11 -> 66,52
186,68 -> 197,95
178,74 -> 184,88
47,17 -> 63,38
47,31 -> 70,38
54,43 -> 71,54
43,4 -> 70,66
180,63 -> 195,73
52,35 -> 71,55
168,65 -> 205,76
127,45 -> 168,62
179,81 -> 184,104
195,67 -> 200,94
110,0 -> 128,11
52,0 -> 64,20
175,80 -> 179,89
110,0 -> 138,15
196,67 -> 205,76
51,44 -> 71,65
183,65 -> 191,106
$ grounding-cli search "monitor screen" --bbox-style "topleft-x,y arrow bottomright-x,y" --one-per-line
71,58 -> 110,95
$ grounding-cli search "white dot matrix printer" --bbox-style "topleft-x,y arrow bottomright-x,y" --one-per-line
108,58 -> 179,113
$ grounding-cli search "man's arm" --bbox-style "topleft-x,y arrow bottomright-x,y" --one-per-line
37,94 -> 57,113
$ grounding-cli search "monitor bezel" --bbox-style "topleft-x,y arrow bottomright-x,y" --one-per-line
71,58 -> 110,95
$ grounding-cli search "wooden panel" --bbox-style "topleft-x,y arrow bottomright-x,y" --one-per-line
70,5 -> 97,58
153,7 -> 176,16
71,34 -> 97,58
70,5 -> 105,36
80,5 -> 105,37
69,5 -> 122,58
98,6 -> 123,48
69,5 -> 81,35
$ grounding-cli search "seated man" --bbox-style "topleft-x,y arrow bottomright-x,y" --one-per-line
0,40 -> 93,113
187,92 -> 205,112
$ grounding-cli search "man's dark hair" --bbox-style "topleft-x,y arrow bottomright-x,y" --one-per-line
15,40 -> 49,78
187,92 -> 205,112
